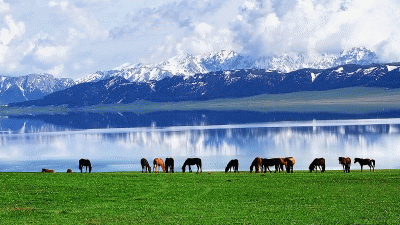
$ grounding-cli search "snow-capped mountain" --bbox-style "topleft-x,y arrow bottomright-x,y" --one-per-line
0,74 -> 75,104
76,47 -> 379,84
12,62 -> 400,107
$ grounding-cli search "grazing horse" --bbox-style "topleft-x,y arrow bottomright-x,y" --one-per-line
273,158 -> 285,173
165,157 -> 174,173
225,159 -> 239,173
273,157 -> 295,173
153,158 -> 166,173
354,158 -> 375,172
339,157 -> 351,173
79,158 -> 92,173
250,157 -> 262,173
182,158 -> 202,173
285,157 -> 295,173
261,158 -> 276,173
309,158 -> 325,173
41,168 -> 54,173
140,158 -> 151,173
67,169 -> 73,173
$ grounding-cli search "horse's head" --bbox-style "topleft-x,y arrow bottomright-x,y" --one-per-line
89,166 -> 92,173
250,165 -> 253,173
354,158 -> 360,163
42,168 -> 47,172
225,166 -> 229,173
309,164 -> 314,172
182,166 -> 185,173
338,157 -> 343,163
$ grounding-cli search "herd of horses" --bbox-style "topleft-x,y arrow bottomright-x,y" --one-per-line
40,157 -> 376,173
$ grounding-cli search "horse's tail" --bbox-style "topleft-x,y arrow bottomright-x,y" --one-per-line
199,159 -> 202,172
371,159 -> 375,167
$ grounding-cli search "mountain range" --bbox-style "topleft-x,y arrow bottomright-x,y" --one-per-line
75,47 -> 379,84
0,47 -> 392,106
10,62 -> 400,107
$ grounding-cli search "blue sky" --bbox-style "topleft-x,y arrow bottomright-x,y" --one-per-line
1,0 -> 400,80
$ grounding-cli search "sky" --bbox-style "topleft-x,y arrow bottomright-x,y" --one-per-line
1,0 -> 400,80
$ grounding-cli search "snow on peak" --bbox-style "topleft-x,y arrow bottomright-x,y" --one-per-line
76,47 -> 379,84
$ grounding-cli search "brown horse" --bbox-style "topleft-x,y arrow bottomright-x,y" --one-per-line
141,158 -> 151,173
309,158 -> 325,173
339,157 -> 351,173
153,158 -> 166,172
285,157 -> 295,173
67,169 -> 73,173
273,158 -> 285,172
225,159 -> 239,173
41,168 -> 55,173
273,157 -> 295,173
354,158 -> 375,172
165,157 -> 174,173
261,158 -> 276,173
250,157 -> 262,173
182,158 -> 202,173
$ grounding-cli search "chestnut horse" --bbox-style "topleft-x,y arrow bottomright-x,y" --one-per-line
309,158 -> 325,173
250,157 -> 262,173
182,158 -> 202,173
79,158 -> 92,173
273,157 -> 295,173
165,157 -> 174,173
354,158 -> 375,172
339,157 -> 351,173
261,158 -> 276,173
225,159 -> 239,173
153,158 -> 166,172
41,168 -> 54,173
141,158 -> 151,173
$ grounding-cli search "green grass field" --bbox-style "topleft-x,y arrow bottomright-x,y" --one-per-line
3,87 -> 400,116
1,170 -> 399,224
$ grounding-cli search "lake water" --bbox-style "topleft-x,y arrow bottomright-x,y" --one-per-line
1,111 -> 400,172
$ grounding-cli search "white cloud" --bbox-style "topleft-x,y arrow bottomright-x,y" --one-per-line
231,0 -> 400,62
48,0 -> 107,39
34,45 -> 70,62
46,64 -> 65,77
0,0 -> 10,14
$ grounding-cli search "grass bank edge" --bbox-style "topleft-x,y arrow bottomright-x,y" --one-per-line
2,87 -> 400,116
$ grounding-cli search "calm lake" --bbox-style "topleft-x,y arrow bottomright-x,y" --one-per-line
1,111 -> 400,172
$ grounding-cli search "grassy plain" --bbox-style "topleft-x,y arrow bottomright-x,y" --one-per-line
1,170 -> 399,224
2,87 -> 400,116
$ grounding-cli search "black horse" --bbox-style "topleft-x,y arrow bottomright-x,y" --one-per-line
140,158 -> 151,173
354,158 -> 375,172
79,158 -> 92,173
309,158 -> 325,173
261,158 -> 276,173
165,157 -> 174,173
182,158 -> 202,173
225,159 -> 238,173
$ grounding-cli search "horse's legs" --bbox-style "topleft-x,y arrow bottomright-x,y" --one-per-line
361,165 -> 363,172
189,165 -> 192,173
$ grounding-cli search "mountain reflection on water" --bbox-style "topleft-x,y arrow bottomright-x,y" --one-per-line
3,110 -> 400,133
1,111 -> 400,172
